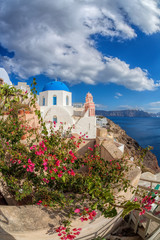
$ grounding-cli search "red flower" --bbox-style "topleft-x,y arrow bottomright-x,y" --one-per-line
58,173 -> 62,178
88,147 -> 93,151
56,160 -> 60,167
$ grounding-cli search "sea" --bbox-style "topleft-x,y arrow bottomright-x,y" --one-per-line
107,117 -> 160,166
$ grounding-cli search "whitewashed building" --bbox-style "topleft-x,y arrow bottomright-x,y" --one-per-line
0,67 -> 96,139
14,82 -> 31,95
39,81 -> 96,139
0,68 -> 12,85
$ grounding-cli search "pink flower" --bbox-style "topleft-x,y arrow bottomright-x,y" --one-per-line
74,209 -> 80,213
70,170 -> 75,176
58,173 -> 62,178
69,150 -> 73,155
88,147 -> 93,151
53,168 -> 58,173
88,210 -> 97,219
134,197 -> 138,202
36,200 -> 42,205
84,208 -> 89,212
28,159 -> 32,164
43,178 -> 49,183
30,145 -> 36,150
55,160 -> 60,167
139,209 -> 145,215
80,217 -> 88,222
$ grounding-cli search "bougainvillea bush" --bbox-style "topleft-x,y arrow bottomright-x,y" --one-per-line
0,80 -> 158,240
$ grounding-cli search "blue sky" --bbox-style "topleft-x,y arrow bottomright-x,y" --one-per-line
1,0 -> 160,112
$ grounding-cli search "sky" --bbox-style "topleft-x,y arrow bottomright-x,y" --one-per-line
0,0 -> 160,112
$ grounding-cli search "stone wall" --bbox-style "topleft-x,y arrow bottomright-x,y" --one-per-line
96,127 -> 124,161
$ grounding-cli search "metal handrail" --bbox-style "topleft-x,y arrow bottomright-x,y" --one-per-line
138,185 -> 160,195
140,178 -> 160,184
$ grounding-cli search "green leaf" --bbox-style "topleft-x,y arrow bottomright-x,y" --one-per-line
92,202 -> 98,210
103,207 -> 117,218
121,201 -> 140,218
62,175 -> 66,183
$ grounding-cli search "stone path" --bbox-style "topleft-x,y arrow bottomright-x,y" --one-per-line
0,229 -> 60,240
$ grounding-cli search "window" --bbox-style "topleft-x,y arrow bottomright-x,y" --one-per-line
66,96 -> 69,105
53,95 -> 57,105
53,116 -> 57,123
43,97 -> 45,106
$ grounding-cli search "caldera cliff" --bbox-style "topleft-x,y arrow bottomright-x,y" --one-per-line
107,118 -> 160,174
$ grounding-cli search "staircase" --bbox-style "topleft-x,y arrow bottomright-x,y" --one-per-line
128,178 -> 160,240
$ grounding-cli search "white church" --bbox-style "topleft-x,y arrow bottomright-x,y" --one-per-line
39,81 -> 96,138
0,68 -> 96,138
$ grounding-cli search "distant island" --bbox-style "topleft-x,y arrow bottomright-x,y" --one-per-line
96,109 -> 160,118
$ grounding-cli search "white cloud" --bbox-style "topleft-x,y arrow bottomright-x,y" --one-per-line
0,0 -> 160,90
117,105 -> 144,110
148,107 -> 160,111
117,0 -> 160,35
115,92 -> 123,98
149,101 -> 160,106
95,103 -> 108,110
117,105 -> 133,109
117,93 -> 123,97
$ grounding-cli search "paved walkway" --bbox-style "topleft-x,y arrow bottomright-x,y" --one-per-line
0,229 -> 60,240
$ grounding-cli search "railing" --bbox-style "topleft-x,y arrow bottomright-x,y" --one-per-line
128,177 -> 160,240
138,178 -> 160,207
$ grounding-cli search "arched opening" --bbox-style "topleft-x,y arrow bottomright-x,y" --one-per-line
53,95 -> 57,105
53,115 -> 57,124
43,97 -> 45,106
66,96 -> 69,105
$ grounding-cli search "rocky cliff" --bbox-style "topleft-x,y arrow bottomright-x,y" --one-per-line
96,109 -> 151,117
107,118 -> 160,174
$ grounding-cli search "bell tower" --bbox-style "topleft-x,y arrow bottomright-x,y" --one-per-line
84,92 -> 95,116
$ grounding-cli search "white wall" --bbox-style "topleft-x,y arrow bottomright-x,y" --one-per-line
73,108 -> 85,117
117,144 -> 124,154
73,116 -> 96,139
39,90 -> 72,107
39,90 -> 96,139
40,106 -> 96,139
0,68 -> 12,85
40,105 -> 74,131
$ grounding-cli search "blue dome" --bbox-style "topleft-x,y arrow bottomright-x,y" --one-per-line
42,81 -> 69,92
